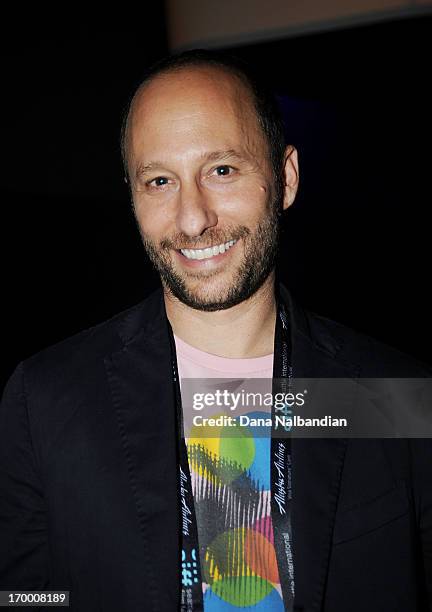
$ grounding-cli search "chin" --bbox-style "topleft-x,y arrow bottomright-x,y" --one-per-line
169,275 -> 262,312
178,286 -> 238,312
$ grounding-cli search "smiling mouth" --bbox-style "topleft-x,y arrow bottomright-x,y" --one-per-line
179,239 -> 237,260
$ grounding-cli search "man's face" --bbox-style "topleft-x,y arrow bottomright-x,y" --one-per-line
127,67 -> 287,311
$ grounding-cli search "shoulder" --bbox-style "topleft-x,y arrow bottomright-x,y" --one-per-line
280,284 -> 431,377
25,303 -> 138,374
3,288 -> 164,399
305,308 -> 432,377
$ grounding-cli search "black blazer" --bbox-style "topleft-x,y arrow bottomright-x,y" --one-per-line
1,285 -> 431,611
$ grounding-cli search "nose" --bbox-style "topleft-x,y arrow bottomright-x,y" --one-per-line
175,179 -> 218,238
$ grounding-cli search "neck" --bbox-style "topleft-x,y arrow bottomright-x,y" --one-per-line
164,273 -> 277,358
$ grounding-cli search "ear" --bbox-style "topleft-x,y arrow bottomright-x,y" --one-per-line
282,145 -> 299,211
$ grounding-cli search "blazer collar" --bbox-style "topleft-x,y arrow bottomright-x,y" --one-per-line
106,284 -> 356,611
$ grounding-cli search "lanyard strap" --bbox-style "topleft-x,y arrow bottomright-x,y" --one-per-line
170,351 -> 205,611
170,298 -> 294,611
271,302 -> 295,608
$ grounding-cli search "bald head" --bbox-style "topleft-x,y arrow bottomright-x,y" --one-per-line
123,65 -> 267,183
120,50 -> 287,201
123,65 -> 269,187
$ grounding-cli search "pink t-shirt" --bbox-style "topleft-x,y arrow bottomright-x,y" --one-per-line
174,335 -> 285,610
174,334 -> 273,379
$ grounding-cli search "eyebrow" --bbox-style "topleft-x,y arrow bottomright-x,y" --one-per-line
136,149 -> 249,177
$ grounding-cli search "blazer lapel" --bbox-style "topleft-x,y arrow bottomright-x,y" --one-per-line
280,286 -> 357,611
104,290 -> 180,611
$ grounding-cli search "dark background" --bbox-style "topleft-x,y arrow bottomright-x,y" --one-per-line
2,12 -> 431,390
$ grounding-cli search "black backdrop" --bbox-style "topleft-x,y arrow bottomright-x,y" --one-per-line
2,14 -> 431,390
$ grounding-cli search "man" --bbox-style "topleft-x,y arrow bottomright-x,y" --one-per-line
0,50 -> 431,611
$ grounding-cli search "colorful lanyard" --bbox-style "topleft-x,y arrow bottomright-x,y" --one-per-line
169,299 -> 294,611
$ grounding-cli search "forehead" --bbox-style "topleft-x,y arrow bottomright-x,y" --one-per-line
127,66 -> 265,165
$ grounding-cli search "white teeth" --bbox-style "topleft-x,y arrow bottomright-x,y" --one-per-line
180,239 -> 236,260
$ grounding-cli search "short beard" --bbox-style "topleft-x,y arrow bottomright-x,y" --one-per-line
139,201 -> 281,312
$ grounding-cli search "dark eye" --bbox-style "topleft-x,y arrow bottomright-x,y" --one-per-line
215,165 -> 233,176
151,176 -> 169,187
